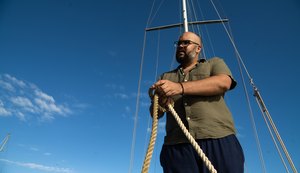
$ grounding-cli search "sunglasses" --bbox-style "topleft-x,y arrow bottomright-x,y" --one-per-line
174,40 -> 200,47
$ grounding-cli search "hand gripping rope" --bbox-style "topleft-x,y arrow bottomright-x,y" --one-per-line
141,88 -> 217,173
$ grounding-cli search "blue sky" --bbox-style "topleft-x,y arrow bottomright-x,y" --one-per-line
0,0 -> 299,173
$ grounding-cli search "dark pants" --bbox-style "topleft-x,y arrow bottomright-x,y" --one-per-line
160,134 -> 244,173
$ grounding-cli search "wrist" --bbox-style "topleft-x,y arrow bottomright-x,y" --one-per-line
179,82 -> 184,95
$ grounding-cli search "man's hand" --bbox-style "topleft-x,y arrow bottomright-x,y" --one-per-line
151,80 -> 183,97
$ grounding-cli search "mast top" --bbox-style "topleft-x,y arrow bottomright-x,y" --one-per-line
182,0 -> 189,32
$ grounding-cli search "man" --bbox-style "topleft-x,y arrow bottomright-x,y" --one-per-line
150,32 -> 244,173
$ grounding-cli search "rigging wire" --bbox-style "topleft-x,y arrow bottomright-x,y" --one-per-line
207,0 -> 274,171
235,46 -> 268,173
188,0 -> 213,58
0,133 -> 11,173
131,0 -> 298,172
128,0 -> 159,171
154,31 -> 161,86
128,30 -> 147,173
143,30 -> 162,172
223,20 -> 263,173
208,0 -> 252,79
254,87 -> 298,173
0,133 -> 10,152
255,98 -> 291,173
129,0 -> 168,171
208,0 -> 298,172
207,0 -> 266,172
220,10 -> 268,172
148,0 -> 166,27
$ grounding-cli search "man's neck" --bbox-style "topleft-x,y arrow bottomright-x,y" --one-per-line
181,60 -> 198,74
182,62 -> 197,74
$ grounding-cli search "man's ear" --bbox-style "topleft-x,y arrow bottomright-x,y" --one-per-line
196,46 -> 201,53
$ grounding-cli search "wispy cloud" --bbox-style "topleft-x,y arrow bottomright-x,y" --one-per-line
44,152 -> 52,156
3,74 -> 26,88
30,147 -> 39,152
105,83 -> 125,91
0,159 -> 74,173
114,93 -> 129,99
0,100 -> 12,116
17,144 -> 53,157
0,74 -> 72,122
103,82 -> 152,121
0,79 -> 15,92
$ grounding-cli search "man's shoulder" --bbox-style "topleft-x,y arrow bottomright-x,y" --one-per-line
163,66 -> 180,74
163,68 -> 178,74
206,57 -> 224,63
159,68 -> 179,80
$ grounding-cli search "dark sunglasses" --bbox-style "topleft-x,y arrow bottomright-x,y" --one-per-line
174,40 -> 200,47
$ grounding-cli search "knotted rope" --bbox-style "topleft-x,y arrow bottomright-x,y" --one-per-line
141,88 -> 217,173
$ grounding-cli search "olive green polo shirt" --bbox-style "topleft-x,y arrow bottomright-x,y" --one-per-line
160,57 -> 237,145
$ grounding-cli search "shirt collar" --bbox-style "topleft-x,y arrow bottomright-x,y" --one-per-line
177,58 -> 206,72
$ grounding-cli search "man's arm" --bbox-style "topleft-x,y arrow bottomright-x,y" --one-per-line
181,74 -> 232,96
153,74 -> 232,97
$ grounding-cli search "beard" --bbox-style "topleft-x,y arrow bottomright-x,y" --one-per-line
176,48 -> 197,64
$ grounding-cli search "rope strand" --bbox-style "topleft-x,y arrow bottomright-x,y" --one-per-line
141,94 -> 159,173
142,91 -> 217,173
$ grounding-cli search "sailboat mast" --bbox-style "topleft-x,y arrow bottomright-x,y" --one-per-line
182,0 -> 189,32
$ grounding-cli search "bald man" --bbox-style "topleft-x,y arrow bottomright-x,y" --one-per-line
150,32 -> 244,173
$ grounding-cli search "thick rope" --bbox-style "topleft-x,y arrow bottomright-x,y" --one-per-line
141,94 -> 159,173
167,103 -> 217,173
142,90 -> 217,173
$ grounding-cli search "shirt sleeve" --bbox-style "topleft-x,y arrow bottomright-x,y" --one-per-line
209,57 -> 237,90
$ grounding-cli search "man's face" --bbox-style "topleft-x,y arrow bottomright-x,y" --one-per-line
175,39 -> 200,64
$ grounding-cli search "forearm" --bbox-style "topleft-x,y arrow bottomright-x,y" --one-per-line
181,74 -> 232,96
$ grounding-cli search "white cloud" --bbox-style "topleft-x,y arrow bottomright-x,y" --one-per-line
0,159 -> 74,173
0,100 -> 12,116
0,80 -> 15,92
34,98 -> 69,116
10,96 -> 34,107
3,74 -> 26,88
0,74 -> 73,122
0,107 -> 12,116
44,152 -> 52,156
35,90 -> 55,102
16,111 -> 26,121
